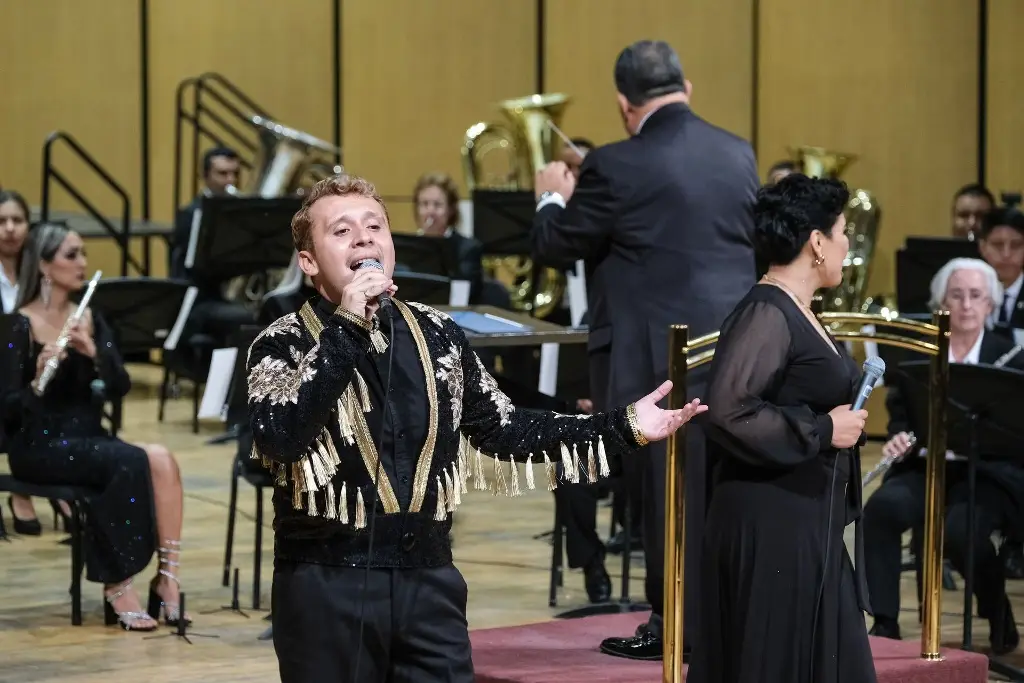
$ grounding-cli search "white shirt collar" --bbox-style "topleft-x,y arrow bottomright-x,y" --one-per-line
0,266 -> 17,313
950,330 -> 985,364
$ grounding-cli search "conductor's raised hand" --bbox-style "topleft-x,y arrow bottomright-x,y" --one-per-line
340,267 -> 398,320
534,161 -> 576,201
633,380 -> 708,443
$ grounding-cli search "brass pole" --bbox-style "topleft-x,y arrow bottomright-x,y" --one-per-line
920,310 -> 951,660
662,324 -> 688,683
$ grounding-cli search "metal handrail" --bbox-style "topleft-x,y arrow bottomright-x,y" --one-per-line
41,131 -> 139,276
172,72 -> 272,215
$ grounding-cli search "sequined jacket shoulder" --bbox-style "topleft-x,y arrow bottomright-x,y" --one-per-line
245,298 -> 643,557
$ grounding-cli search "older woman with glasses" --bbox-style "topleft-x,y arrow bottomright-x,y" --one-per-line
862,257 -> 1024,655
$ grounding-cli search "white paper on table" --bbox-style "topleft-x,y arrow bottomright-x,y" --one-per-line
538,343 -> 559,397
198,347 -> 238,421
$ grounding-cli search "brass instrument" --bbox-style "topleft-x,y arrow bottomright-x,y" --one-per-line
461,94 -> 570,319
35,271 -> 102,395
221,116 -> 343,308
791,146 -> 886,316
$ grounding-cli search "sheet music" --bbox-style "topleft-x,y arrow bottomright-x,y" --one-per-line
457,199 -> 474,237
198,347 -> 238,420
184,208 -> 203,269
566,260 -> 587,328
449,280 -> 471,307
538,343 -> 559,397
163,286 -> 199,351
1014,328 -> 1024,347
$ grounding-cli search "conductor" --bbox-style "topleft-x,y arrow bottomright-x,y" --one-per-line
530,39 -> 759,659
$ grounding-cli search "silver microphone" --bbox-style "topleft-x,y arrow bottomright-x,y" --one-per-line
853,356 -> 886,411
357,259 -> 391,310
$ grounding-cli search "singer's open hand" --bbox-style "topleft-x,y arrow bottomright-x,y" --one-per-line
633,381 -> 708,443
67,321 -> 97,359
829,404 -> 868,449
340,268 -> 398,320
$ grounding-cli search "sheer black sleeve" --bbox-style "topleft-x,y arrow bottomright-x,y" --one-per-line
0,315 -> 44,434
91,311 -> 132,399
455,324 -> 640,464
704,300 -> 834,468
246,310 -> 374,464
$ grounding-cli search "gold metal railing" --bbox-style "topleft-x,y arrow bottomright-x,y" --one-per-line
661,310 -> 951,681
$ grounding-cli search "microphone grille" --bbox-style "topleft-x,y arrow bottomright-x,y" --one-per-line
863,356 -> 886,378
357,259 -> 384,272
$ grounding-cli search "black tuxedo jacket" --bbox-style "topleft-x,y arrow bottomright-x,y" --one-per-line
530,103 -> 758,406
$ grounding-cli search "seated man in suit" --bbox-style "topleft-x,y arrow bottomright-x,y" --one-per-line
862,257 -> 1024,654
168,146 -> 255,350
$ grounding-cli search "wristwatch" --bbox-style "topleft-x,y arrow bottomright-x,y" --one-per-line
537,191 -> 555,205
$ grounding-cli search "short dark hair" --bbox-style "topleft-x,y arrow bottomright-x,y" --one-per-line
754,174 -> 850,267
979,204 -> 1024,240
202,146 -> 239,175
613,40 -> 685,107
953,183 -> 994,207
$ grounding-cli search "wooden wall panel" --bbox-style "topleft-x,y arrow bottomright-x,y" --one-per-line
758,0 -> 979,296
986,0 -> 1024,199
149,0 -> 334,227
0,0 -> 139,216
544,0 -> 754,148
340,0 -> 536,231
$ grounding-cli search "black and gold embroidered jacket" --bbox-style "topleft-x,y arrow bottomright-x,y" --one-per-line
246,296 -> 646,568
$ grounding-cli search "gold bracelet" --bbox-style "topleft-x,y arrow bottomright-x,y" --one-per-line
626,403 -> 649,447
333,306 -> 373,331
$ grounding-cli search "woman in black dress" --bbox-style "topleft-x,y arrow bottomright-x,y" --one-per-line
687,174 -> 876,682
1,224 -> 189,631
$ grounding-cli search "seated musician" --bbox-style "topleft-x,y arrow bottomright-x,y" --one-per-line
260,259 -> 317,326
978,204 -> 1024,332
951,183 -> 994,240
863,257 -> 1024,654
1,224 -> 189,631
169,146 -> 254,348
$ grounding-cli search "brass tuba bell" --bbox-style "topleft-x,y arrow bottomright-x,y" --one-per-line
221,116 -> 343,308
790,146 -> 884,315
461,94 -> 570,319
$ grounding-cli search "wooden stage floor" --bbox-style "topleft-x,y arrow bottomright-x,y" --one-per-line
0,365 -> 1021,682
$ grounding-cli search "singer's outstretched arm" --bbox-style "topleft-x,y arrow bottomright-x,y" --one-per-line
530,153 -> 617,269
454,324 -> 641,463
704,300 -> 834,468
246,309 -> 375,464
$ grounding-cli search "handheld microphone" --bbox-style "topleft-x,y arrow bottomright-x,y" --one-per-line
357,258 -> 392,311
852,356 -> 886,411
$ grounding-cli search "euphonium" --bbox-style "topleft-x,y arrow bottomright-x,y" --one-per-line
791,146 -> 884,315
461,94 -> 570,319
34,271 -> 102,395
221,116 -> 344,309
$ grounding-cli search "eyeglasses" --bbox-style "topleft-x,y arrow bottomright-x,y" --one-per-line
944,289 -> 990,307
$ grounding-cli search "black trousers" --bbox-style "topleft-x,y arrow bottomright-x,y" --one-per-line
272,562 -> 473,683
862,468 -> 1014,621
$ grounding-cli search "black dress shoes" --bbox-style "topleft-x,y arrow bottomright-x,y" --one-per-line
599,621 -> 665,661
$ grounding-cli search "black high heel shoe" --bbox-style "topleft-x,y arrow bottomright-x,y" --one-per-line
104,579 -> 158,632
48,499 -> 72,533
7,496 -> 42,536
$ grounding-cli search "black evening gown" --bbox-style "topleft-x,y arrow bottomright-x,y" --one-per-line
687,285 -> 876,683
0,313 -> 156,584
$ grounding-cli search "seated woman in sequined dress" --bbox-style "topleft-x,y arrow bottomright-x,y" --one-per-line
0,223 -> 190,631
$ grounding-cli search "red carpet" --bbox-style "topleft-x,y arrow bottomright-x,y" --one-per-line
471,613 -> 988,682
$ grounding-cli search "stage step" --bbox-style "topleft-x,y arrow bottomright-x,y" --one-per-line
471,612 -> 988,682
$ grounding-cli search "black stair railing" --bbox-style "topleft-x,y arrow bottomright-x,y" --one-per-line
173,72 -> 272,213
41,131 -> 138,277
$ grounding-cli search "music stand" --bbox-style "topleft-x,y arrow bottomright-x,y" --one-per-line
393,273 -> 452,306
188,196 -> 299,288
897,360 -> 1024,680
89,278 -> 192,357
471,190 -> 536,256
392,234 -> 459,277
896,237 -> 980,314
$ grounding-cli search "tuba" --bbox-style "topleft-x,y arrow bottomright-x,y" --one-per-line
461,94 -> 569,319
221,116 -> 343,308
791,146 -> 887,315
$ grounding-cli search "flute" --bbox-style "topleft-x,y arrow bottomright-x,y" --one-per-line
34,271 -> 103,395
994,344 -> 1022,367
862,432 -> 917,487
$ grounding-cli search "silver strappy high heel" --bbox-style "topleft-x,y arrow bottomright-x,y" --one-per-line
147,539 -> 191,626
104,579 -> 158,631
